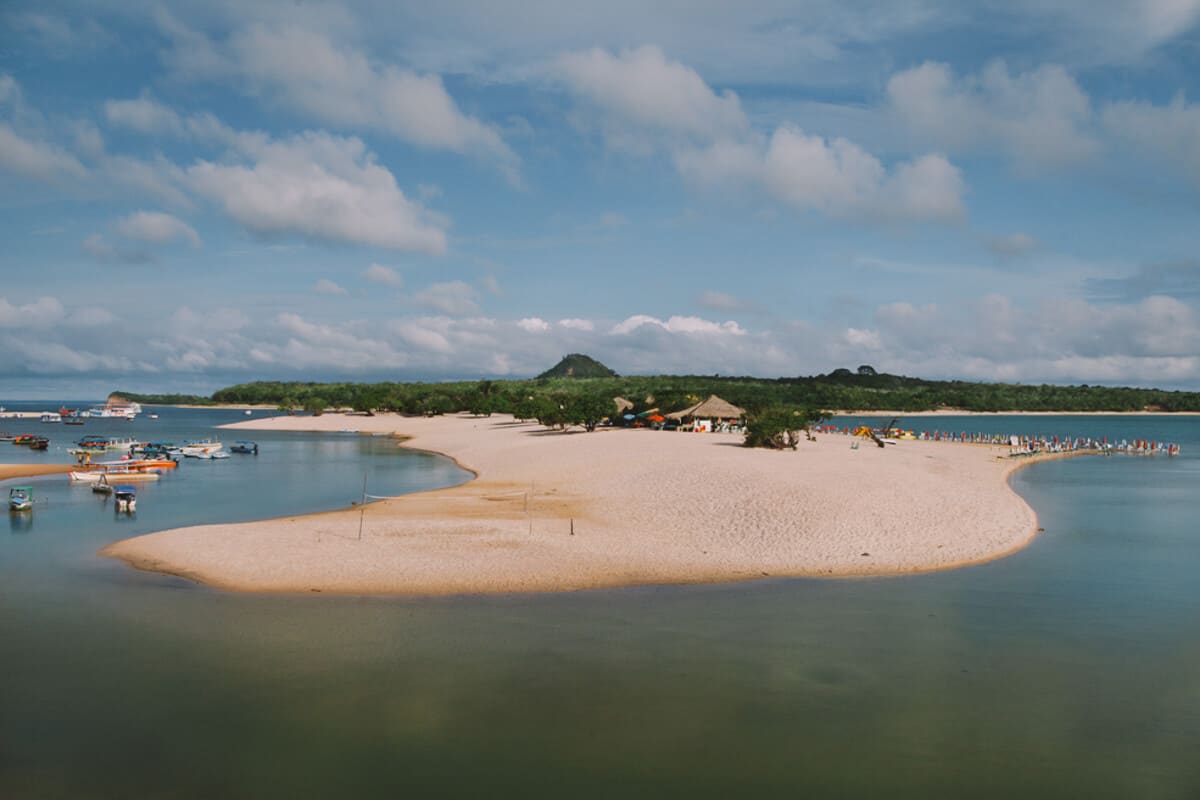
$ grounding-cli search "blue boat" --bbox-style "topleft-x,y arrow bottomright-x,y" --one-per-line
230,441 -> 259,455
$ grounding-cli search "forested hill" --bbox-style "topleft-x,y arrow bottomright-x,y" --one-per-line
117,365 -> 1200,414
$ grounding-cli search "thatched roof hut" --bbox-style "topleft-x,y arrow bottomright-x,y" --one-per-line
666,395 -> 746,421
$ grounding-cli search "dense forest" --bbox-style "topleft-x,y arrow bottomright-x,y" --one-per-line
114,358 -> 1200,415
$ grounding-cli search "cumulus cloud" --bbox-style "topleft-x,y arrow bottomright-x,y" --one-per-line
104,94 -> 185,136
116,211 -> 201,247
558,318 -> 595,331
1102,95 -> 1200,184
363,263 -> 403,286
0,123 -> 87,181
886,60 -> 1099,168
0,296 -> 66,329
559,45 -> 747,146
155,17 -> 518,181
560,46 -> 965,224
187,131 -> 447,253
678,129 -> 965,222
610,314 -> 746,336
313,279 -> 348,296
517,317 -> 550,332
412,280 -> 479,315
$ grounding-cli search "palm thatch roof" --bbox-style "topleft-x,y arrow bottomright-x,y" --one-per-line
666,394 -> 747,420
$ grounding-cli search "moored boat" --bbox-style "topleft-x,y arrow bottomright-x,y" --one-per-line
8,486 -> 34,512
230,441 -> 258,455
28,436 -> 49,450
181,438 -> 224,457
114,485 -> 137,512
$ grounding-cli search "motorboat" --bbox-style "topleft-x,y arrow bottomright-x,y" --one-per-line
230,441 -> 259,455
181,438 -> 224,458
40,413 -> 62,423
114,485 -> 137,513
28,436 -> 49,451
8,486 -> 33,512
69,467 -> 160,483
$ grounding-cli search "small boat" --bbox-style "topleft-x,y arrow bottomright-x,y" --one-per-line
8,486 -> 33,512
28,436 -> 49,451
40,413 -> 62,423
244,409 -> 252,415
149,414 -> 159,420
0,432 -> 15,442
230,441 -> 258,455
181,438 -> 223,458
13,434 -> 39,446
69,467 -> 160,483
92,475 -> 114,494
114,485 -> 137,512
74,435 -> 138,452
64,417 -> 85,426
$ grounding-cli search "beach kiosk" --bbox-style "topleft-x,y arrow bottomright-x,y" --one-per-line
666,395 -> 747,433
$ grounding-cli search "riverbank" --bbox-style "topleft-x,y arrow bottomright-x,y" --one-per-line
99,412 -> 1079,595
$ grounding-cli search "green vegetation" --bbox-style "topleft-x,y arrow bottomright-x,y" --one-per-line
109,391 -> 216,406
536,354 -> 619,379
116,359 -> 1200,434
744,407 -> 827,450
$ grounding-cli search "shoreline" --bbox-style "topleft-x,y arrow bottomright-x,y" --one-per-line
0,464 -> 75,482
101,413 -> 1083,596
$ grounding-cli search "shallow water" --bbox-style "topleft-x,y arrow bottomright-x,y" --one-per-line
1,407 -> 1198,798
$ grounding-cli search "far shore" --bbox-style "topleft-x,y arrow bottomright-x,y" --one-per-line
101,412 -> 1082,596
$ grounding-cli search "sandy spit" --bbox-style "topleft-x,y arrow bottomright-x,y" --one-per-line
0,464 -> 74,481
101,413 -> 1071,596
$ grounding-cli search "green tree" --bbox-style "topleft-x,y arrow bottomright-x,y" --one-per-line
744,406 -> 825,450
303,396 -> 328,416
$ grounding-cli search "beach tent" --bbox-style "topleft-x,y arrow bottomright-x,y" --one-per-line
665,395 -> 747,421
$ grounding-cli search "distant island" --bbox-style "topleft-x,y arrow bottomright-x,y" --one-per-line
112,356 -> 1200,414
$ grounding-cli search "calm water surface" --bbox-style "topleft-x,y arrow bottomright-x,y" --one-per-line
1,407 -> 1198,798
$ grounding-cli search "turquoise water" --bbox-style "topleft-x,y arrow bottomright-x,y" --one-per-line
1,408 -> 1198,798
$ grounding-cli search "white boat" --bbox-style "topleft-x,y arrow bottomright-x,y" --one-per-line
181,438 -> 224,457
83,401 -> 142,420
69,468 -> 160,483
40,413 -> 62,423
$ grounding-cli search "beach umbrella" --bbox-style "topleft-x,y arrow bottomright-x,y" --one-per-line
622,413 -> 636,420
647,414 -> 665,423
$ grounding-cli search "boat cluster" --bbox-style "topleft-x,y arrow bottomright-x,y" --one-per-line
49,436 -> 261,514
4,432 -> 50,450
816,424 -> 1182,456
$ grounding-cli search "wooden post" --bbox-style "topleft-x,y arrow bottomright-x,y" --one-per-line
357,471 -> 367,540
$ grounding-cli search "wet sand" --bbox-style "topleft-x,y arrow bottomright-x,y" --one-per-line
1,464 -> 75,481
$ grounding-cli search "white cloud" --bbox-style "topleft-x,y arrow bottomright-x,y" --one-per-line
560,46 -> 965,224
697,291 -> 750,312
1103,95 -> 1200,184
363,263 -> 403,286
313,279 -> 348,296
518,317 -> 550,332
610,314 -> 746,336
0,123 -> 87,181
157,20 -> 518,181
186,131 -> 447,253
678,128 -> 965,222
886,60 -> 1099,168
559,45 -> 748,145
104,94 -> 185,136
558,318 -> 594,331
412,280 -> 480,315
116,211 -> 201,247
0,296 -> 65,329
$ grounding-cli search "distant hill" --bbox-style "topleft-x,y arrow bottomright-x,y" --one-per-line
537,354 -> 618,379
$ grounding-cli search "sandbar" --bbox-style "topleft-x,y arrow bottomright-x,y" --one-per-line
1,464 -> 74,481
99,412 -> 1075,595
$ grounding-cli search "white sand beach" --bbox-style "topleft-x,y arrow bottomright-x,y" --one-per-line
99,412 -> 1072,595
0,464 -> 75,481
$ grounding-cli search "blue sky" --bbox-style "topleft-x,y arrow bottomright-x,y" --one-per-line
2,1 -> 1200,398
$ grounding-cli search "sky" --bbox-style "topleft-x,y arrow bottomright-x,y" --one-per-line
2,1 -> 1200,398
